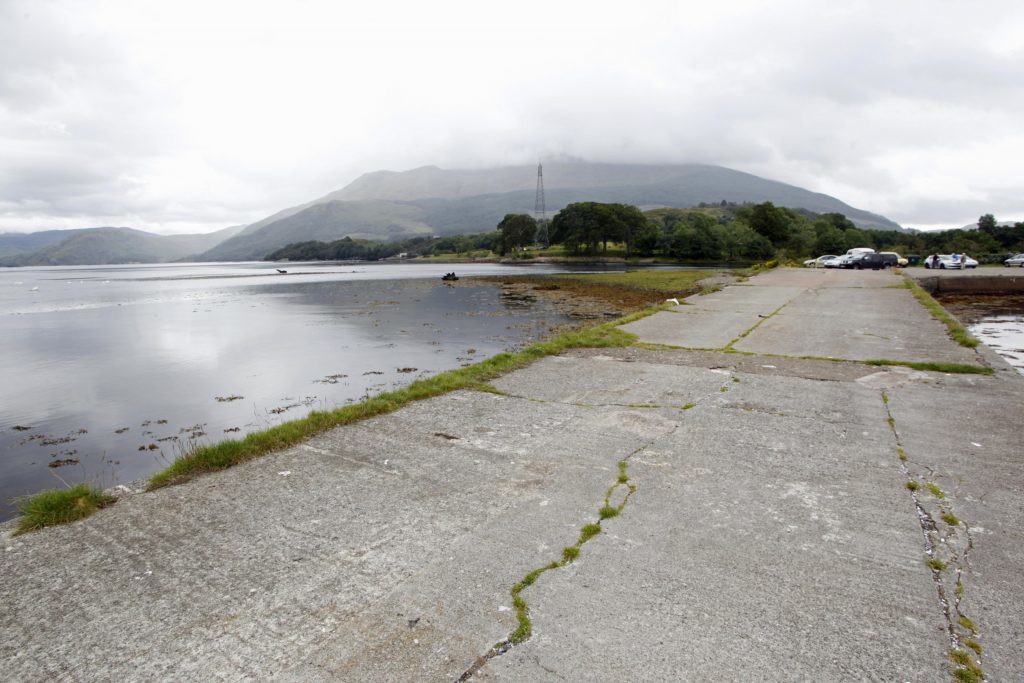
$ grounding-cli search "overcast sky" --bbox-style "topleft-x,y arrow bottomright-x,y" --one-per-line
1,0 -> 1022,234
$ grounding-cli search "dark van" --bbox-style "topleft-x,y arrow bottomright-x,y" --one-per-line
850,252 -> 898,270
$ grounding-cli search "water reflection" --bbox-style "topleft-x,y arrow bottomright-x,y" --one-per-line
3,261 -> 679,520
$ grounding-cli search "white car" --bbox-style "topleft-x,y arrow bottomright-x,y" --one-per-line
923,254 -> 978,269
804,255 -> 839,268
1004,253 -> 1024,267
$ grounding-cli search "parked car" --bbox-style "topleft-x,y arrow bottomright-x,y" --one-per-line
836,247 -> 875,269
1004,253 -> 1024,267
803,254 -> 839,268
849,252 -> 898,270
923,254 -> 979,269
879,251 -> 908,267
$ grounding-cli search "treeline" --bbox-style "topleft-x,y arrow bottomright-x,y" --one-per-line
265,205 -> 1024,263
264,233 -> 499,262
526,203 -> 1024,261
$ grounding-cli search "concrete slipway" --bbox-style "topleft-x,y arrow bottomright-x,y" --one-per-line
2,269 -> 1021,681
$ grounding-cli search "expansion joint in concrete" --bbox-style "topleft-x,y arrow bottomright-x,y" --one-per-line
723,302 -> 789,352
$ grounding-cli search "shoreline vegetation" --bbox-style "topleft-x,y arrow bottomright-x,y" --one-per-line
8,266 -> 993,534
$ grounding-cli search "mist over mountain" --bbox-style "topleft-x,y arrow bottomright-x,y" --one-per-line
3,161 -> 903,265
198,162 -> 902,261
0,225 -> 244,266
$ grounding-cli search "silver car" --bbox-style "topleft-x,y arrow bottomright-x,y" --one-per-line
1004,253 -> 1024,267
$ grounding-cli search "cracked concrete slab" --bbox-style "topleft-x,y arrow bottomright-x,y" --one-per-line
883,373 -> 1024,681
480,373 -> 949,681
2,266 -> 1019,682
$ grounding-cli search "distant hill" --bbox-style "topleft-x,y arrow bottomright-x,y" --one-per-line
0,229 -> 90,259
0,224 -> 244,266
198,162 -> 902,261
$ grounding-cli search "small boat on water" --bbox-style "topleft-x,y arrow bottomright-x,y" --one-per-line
441,272 -> 458,282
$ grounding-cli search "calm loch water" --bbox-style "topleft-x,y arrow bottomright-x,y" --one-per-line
0,261 -> 631,520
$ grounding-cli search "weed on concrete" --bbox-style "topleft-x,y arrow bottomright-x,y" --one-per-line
15,484 -> 116,535
864,359 -> 992,375
506,460 -> 636,646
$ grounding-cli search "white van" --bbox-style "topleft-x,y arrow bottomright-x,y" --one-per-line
837,247 -> 875,269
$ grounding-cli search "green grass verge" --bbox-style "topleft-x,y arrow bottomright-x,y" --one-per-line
15,484 -> 116,535
902,277 -> 979,348
148,311 -> 653,490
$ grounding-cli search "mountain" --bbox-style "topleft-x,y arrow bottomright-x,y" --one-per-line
0,224 -> 244,266
0,229 -> 91,259
198,162 -> 902,261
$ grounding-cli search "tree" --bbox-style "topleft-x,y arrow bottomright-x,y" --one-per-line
549,202 -> 645,255
738,202 -> 795,245
496,214 -> 537,255
812,220 -> 846,254
717,222 -> 774,260
977,214 -> 997,233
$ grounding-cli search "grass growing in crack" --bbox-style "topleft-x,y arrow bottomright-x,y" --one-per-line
963,638 -> 983,655
927,558 -> 947,571
906,480 -> 920,491
926,482 -> 946,499
942,512 -> 961,526
506,460 -> 636,645
864,359 -> 992,375
723,303 -> 785,350
950,649 -> 984,683
681,402 -> 697,410
146,315 -> 645,490
896,446 -> 908,461
902,278 -> 979,348
15,484 -> 116,535
958,615 -> 977,633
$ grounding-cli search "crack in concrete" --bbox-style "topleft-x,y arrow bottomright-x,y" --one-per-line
456,407 -> 702,681
879,390 -> 985,680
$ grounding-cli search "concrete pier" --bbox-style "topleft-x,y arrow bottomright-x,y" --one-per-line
2,268 -> 1021,681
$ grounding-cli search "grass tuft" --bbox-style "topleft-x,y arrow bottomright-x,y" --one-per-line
927,557 -> 947,571
896,446 -> 908,461
963,638 -> 982,655
942,512 -> 961,526
905,480 -> 920,491
578,523 -> 602,544
958,615 -> 977,633
950,649 -> 984,683
15,484 -> 116,535
925,482 -> 946,499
